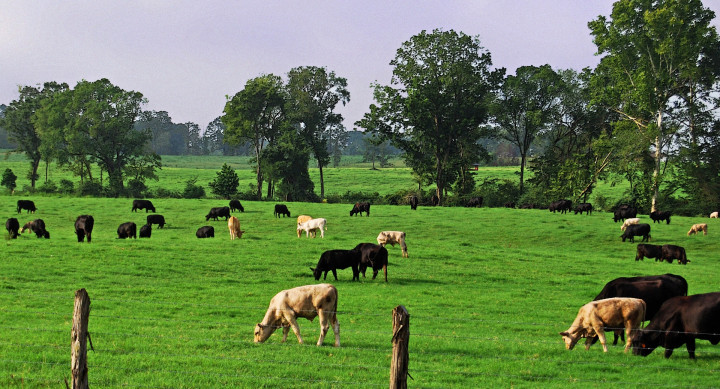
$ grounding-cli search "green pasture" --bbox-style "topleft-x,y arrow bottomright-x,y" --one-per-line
1,195 -> 719,388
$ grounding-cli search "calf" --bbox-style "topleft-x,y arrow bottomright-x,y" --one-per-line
310,249 -> 362,281
229,199 -> 244,212
228,216 -> 244,240
74,215 -> 94,243
131,199 -> 155,213
353,243 -> 388,282
21,219 -> 49,238
196,226 -> 214,238
614,205 -> 637,222
710,211 -> 719,218
650,210 -> 671,224
296,215 -> 313,237
574,202 -> 592,215
254,284 -> 340,347
687,223 -> 707,236
117,222 -> 137,239
274,204 -> 291,218
560,297 -> 646,352
5,218 -> 20,239
139,224 -> 152,238
206,206 -> 230,221
635,244 -> 662,261
621,223 -> 651,242
661,244 -> 688,264
466,197 -> 483,208
146,214 -> 166,228
297,218 -> 327,239
620,218 -> 641,231
549,199 -> 572,214
16,200 -> 37,214
349,202 -> 370,216
377,231 -> 408,258
409,195 -> 419,210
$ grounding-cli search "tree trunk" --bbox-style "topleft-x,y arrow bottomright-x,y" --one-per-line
255,144 -> 263,199
519,153 -> 527,193
651,111 -> 664,213
30,159 -> 40,188
318,162 -> 325,199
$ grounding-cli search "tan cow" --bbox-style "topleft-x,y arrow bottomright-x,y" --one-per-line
296,215 -> 313,238
688,223 -> 708,236
227,216 -> 244,240
560,297 -> 646,352
254,284 -> 340,347
377,231 -> 408,258
297,218 -> 327,238
620,217 -> 641,231
710,212 -> 718,219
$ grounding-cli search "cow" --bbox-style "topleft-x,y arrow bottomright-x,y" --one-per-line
549,199 -> 572,214
632,292 -> 720,359
146,214 -> 166,229
660,244 -> 689,265
349,202 -> 370,216
409,195 -> 419,210
559,297 -> 646,352
228,216 -> 244,240
465,197 -> 483,208
274,204 -> 291,218
139,224 -> 152,238
21,219 -> 49,238
520,203 -> 536,209
254,284 -> 340,347
620,217 -> 641,231
310,249 -> 362,281
650,211 -> 671,225
131,199 -> 155,213
431,194 -> 439,206
574,202 -> 593,215
74,215 -> 94,243
206,206 -> 231,221
5,218 -> 20,239
196,226 -> 214,238
687,223 -> 708,236
711,211 -> 719,218
353,243 -> 388,282
117,222 -> 137,239
635,244 -> 662,261
621,223 -> 651,242
229,199 -> 244,213
297,218 -> 327,238
377,231 -> 408,258
613,205 -> 637,222
504,202 -> 516,208
296,215 -> 313,237
16,200 -> 37,214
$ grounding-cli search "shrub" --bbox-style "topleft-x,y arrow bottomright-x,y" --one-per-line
78,181 -> 103,197
208,163 -> 239,199
38,180 -> 57,194
154,187 -> 181,198
126,179 -> 148,198
473,178 -> 521,207
182,178 -> 206,199
1,168 -> 17,192
59,179 -> 75,195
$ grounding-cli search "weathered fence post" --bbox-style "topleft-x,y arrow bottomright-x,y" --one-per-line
71,288 -> 91,389
390,305 -> 409,389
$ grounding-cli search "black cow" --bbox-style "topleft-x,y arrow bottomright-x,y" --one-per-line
636,244 -> 662,261
21,219 -> 49,238
132,199 -> 156,213
353,243 -> 389,282
621,223 -> 651,242
139,224 -> 152,238
650,211 -> 671,225
409,195 -> 419,210
466,197 -> 483,208
6,218 -> 19,239
574,202 -> 593,215
350,202 -> 370,216
613,205 -> 637,222
504,202 -> 516,208
117,222 -> 137,239
310,249 -> 362,281
196,226 -> 214,238
229,199 -> 244,212
74,215 -> 94,243
16,200 -> 36,214
274,204 -> 291,218
431,194 -> 439,206
549,199 -> 571,214
146,214 -> 166,228
633,292 -> 720,359
520,203 -> 536,209
206,206 -> 231,221
660,244 -> 688,265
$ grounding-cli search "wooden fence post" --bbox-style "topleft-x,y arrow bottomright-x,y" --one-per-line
71,288 -> 91,389
390,305 -> 409,389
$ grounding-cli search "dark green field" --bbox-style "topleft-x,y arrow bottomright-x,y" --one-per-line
2,189 -> 719,387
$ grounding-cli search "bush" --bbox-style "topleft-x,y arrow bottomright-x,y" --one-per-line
208,163 -> 239,199
1,168 -> 17,192
77,181 -> 103,197
126,179 -> 148,198
154,187 -> 181,198
59,179 -> 75,195
473,178 -> 521,208
182,178 -> 205,199
38,180 -> 57,194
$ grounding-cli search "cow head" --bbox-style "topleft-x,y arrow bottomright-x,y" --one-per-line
631,330 -> 657,356
310,267 -> 321,280
559,331 -> 582,350
254,323 -> 275,343
238,230 -> 245,239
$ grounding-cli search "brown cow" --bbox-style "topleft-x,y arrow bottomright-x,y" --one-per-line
687,223 -> 708,236
228,216 -> 244,240
296,215 -> 313,237
560,297 -> 646,352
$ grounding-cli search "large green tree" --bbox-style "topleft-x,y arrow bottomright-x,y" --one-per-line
357,29 -> 498,204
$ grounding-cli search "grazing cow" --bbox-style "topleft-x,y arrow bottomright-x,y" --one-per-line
377,231 -> 408,258
229,199 -> 244,212
131,199 -> 155,213
465,197 -> 483,208
687,223 -> 708,236
6,218 -> 20,239
635,244 -> 662,261
310,249 -> 362,281
620,218 -> 641,231
621,223 -> 651,242
16,200 -> 37,214
146,214 -> 166,228
254,284 -> 340,347
274,204 -> 291,218
117,222 -> 137,239
710,211 -> 719,218
21,219 -> 49,238
549,199 -> 572,214
431,194 -> 439,206
560,297 -> 646,352
74,215 -> 94,243
139,224 -> 152,238
353,243 -> 389,282
297,218 -> 327,239
613,205 -> 637,222
520,203 -> 536,209
296,215 -> 313,237
650,211 -> 671,225
205,206 -> 231,221
660,244 -> 688,265
633,292 -> 720,359
409,195 -> 419,210
349,202 -> 370,216
574,202 -> 593,215
196,226 -> 214,238
228,216 -> 244,240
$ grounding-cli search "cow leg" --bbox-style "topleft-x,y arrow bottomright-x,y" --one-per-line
664,348 -> 674,358
686,338 -> 696,359
77,232 -> 84,243
596,328 -> 608,352
316,310 -> 329,346
383,265 -> 387,282
331,315 -> 340,347
320,228 -> 324,238
286,317 -> 304,344
624,327 -> 633,352
372,269 -> 378,280
281,324 -> 290,342
332,269 -> 338,281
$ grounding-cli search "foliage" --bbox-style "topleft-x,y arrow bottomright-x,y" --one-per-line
1,168 -> 17,192
208,163 -> 240,199
262,130 -> 316,202
126,178 -> 148,198
472,178 -> 521,207
37,180 -> 57,194
59,179 -> 74,195
182,177 -> 206,199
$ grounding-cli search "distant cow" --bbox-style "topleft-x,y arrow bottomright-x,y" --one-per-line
5,218 -> 19,239
549,199 -> 572,214
146,214 -> 165,228
206,206 -> 230,221
74,215 -> 94,243
353,243 -> 388,282
650,211 -> 671,225
409,195 -> 419,210
574,203 -> 592,215
621,223 -> 651,242
633,292 -> 720,359
350,202 -> 370,216
139,224 -> 152,238
131,199 -> 155,213
311,249 -> 362,281
296,215 -> 313,237
620,218 -> 641,231
254,284 -> 340,347
660,244 -> 688,265
711,211 -> 719,218
504,202 -> 516,208
466,197 -> 483,208
297,218 -> 327,239
229,199 -> 244,213
274,204 -> 291,218
21,219 -> 49,238
560,297 -> 646,352
16,200 -> 37,214
196,226 -> 214,238
687,223 -> 708,236
613,205 -> 637,222
228,216 -> 244,240
117,222 -> 137,239
635,244 -> 662,261
377,231 -> 408,258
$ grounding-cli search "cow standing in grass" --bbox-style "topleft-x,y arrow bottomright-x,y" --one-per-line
560,297 -> 646,352
74,215 -> 94,243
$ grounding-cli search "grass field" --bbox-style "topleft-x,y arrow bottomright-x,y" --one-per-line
2,194 -> 719,387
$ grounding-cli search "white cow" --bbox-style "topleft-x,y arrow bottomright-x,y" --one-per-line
377,231 -> 408,258
710,212 -> 718,218
297,218 -> 327,238
620,217 -> 641,231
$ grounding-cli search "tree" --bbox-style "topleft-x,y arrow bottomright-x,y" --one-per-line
261,128 -> 315,202
286,66 -> 350,199
1,168 -> 17,193
358,29 -> 499,204
589,0 -> 720,211
208,163 -> 239,199
362,133 -> 392,169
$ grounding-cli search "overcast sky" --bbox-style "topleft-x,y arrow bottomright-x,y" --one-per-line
2,1 -> 720,132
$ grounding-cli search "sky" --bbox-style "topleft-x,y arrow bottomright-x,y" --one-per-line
2,1 -> 720,132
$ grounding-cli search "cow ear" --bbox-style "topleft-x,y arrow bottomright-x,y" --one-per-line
559,331 -> 569,336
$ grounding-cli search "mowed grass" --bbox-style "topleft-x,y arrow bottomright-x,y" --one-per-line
2,195 -> 720,388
